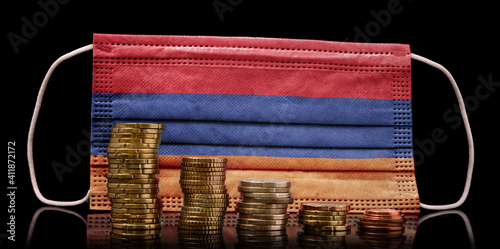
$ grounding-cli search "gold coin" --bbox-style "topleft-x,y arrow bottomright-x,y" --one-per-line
111,208 -> 162,214
181,184 -> 226,190
236,229 -> 286,236
110,168 -> 159,174
302,224 -> 351,231
110,213 -> 162,219
177,220 -> 224,226
177,233 -> 224,239
108,142 -> 160,149
299,219 -> 346,226
179,210 -> 226,217
108,193 -> 159,199
110,127 -> 163,134
114,123 -> 166,129
237,218 -> 288,225
236,201 -> 288,209
183,193 -> 229,199
297,214 -> 346,221
111,198 -> 161,204
178,239 -> 225,245
107,187 -> 159,194
108,138 -> 161,144
111,228 -> 162,235
177,223 -> 223,230
180,166 -> 226,172
110,133 -> 161,139
299,210 -> 348,216
111,229 -> 162,235
180,175 -> 226,181
184,197 -> 228,203
182,201 -> 228,208
111,223 -> 163,230
301,202 -> 350,212
108,183 -> 158,189
178,215 -> 225,222
236,207 -> 286,214
108,178 -> 159,184
111,127 -> 143,133
107,148 -> 157,154
237,213 -> 288,220
181,206 -> 227,213
299,229 -> 350,237
241,192 -> 292,198
181,171 -> 226,177
179,180 -> 226,186
236,223 -> 286,231
181,163 -> 226,169
108,158 -> 159,164
111,203 -> 162,209
177,237 -> 224,245
296,231 -> 347,242
242,197 -> 293,204
110,218 -> 162,224
182,157 -> 227,163
240,179 -> 290,188
237,234 -> 287,242
109,163 -> 158,169
238,186 -> 290,193
182,188 -> 227,194
107,153 -> 158,159
105,173 -> 157,179
176,228 -> 222,235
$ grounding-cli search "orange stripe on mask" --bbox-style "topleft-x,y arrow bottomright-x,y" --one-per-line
91,154 -> 414,172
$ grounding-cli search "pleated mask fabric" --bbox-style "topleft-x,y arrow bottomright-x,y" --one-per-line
88,33 -> 419,213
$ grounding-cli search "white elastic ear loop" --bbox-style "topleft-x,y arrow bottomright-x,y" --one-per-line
25,206 -> 87,248
411,53 -> 475,210
27,44 -> 93,206
419,210 -> 475,249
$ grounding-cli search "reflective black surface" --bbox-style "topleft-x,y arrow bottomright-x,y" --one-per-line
4,0 -> 497,248
11,205 -> 489,249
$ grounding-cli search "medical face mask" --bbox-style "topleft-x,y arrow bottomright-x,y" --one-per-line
27,33 -> 474,213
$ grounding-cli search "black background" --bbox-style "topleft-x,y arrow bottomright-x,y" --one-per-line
3,0 -> 499,248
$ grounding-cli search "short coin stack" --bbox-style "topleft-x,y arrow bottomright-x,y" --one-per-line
356,209 -> 406,239
105,123 -> 165,247
297,203 -> 350,248
177,157 -> 228,247
236,179 -> 293,248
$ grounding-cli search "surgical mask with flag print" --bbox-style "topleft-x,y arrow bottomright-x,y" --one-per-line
28,33 -> 474,213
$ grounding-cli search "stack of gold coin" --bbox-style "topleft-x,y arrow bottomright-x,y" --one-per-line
177,157 -> 228,247
105,123 -> 165,247
235,179 -> 293,248
296,203 -> 350,248
356,209 -> 406,239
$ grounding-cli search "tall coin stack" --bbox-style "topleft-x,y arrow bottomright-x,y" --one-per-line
356,209 -> 406,246
105,123 -> 165,247
177,157 -> 228,248
236,179 -> 293,248
296,203 -> 350,248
